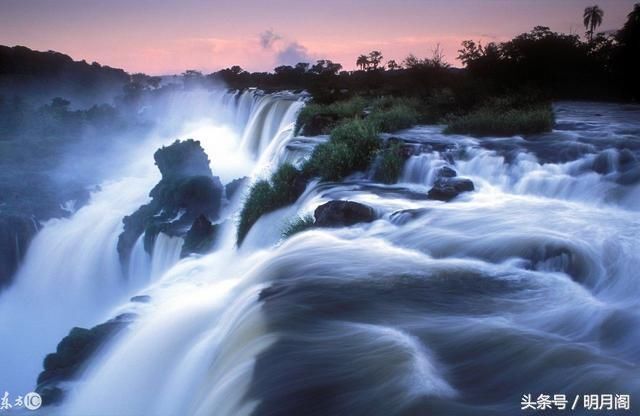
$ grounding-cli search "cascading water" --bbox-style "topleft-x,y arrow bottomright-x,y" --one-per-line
0,88 -> 303,397
2,98 -> 639,415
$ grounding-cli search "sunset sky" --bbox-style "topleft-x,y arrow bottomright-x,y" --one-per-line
0,0 -> 637,75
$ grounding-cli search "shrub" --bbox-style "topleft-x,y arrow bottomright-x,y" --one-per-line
296,96 -> 367,135
370,96 -> 420,112
271,163 -> 303,204
373,142 -> 405,184
368,104 -> 419,132
304,119 -> 380,181
444,103 -> 554,137
237,163 -> 308,245
282,214 -> 315,239
303,141 -> 353,181
237,180 -> 274,244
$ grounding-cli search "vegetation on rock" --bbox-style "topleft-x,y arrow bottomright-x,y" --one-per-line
237,164 -> 307,245
372,142 -> 406,184
282,215 -> 315,239
444,102 -> 555,136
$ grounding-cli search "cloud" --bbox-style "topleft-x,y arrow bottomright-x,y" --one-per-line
257,29 -> 313,66
259,29 -> 281,49
275,41 -> 311,66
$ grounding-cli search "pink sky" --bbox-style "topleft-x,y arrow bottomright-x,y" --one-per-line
0,0 -> 636,75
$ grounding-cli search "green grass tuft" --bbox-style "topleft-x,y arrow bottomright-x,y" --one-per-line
237,163 -> 306,245
303,119 -> 381,181
373,142 -> 405,184
368,104 -> 419,132
282,214 -> 315,239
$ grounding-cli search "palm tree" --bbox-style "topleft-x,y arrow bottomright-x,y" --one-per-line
583,5 -> 604,41
356,55 -> 369,71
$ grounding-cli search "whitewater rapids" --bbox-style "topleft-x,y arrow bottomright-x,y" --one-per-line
1,96 -> 639,415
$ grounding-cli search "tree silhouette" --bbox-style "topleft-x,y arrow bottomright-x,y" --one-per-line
356,55 -> 369,71
386,59 -> 400,70
430,43 -> 449,68
368,51 -> 383,70
583,5 -> 604,41
614,2 -> 640,98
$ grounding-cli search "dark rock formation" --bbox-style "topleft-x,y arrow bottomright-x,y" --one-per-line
181,215 -> 219,257
36,313 -> 136,406
618,149 -> 637,171
225,177 -> 248,200
130,295 -> 151,303
314,200 -> 376,227
592,151 -> 617,174
0,214 -> 39,288
437,166 -> 457,178
0,177 -> 90,289
427,177 -> 475,202
117,140 -> 223,272
389,208 -> 430,225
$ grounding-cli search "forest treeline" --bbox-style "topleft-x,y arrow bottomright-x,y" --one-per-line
1,3 -> 638,112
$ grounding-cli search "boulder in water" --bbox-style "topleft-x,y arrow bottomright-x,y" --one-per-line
130,295 -> 151,303
618,149 -> 637,172
314,200 -> 376,227
437,166 -> 457,178
36,313 -> 136,406
427,177 -> 475,202
592,151 -> 617,174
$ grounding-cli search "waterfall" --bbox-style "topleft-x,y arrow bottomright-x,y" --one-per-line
2,98 -> 640,415
0,88 -> 304,396
149,233 -> 185,280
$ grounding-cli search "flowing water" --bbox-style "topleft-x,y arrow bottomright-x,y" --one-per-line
1,97 -> 639,415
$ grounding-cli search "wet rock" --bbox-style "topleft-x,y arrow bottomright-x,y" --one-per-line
618,149 -> 637,172
0,176 -> 90,289
36,313 -> 136,406
0,214 -> 39,288
154,139 -> 212,178
386,137 -> 417,158
181,215 -> 219,257
130,295 -> 151,303
314,200 -> 376,228
290,173 -> 310,197
389,208 -> 429,225
117,140 -> 224,272
225,177 -> 248,200
437,166 -> 457,178
592,151 -> 617,174
427,177 -> 475,202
